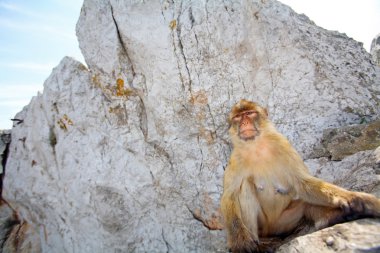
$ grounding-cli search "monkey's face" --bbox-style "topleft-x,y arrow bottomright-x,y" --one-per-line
231,110 -> 259,140
229,100 -> 268,141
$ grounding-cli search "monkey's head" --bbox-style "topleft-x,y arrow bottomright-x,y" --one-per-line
228,100 -> 269,142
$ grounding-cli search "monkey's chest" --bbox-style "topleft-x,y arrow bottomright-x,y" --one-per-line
253,175 -> 296,225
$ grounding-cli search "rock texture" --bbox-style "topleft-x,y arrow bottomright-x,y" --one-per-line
2,0 -> 380,252
371,33 -> 380,66
0,130 -> 11,198
0,200 -> 41,253
76,0 -> 380,158
311,120 -> 380,160
306,149 -> 380,197
277,219 -> 380,253
0,130 -> 11,175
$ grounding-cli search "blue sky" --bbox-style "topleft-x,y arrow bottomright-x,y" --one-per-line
0,0 -> 379,129
0,0 -> 83,129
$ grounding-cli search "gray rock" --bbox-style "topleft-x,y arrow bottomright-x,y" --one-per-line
0,130 -> 11,174
371,33 -> 380,66
0,200 -> 41,253
76,0 -> 380,158
2,0 -> 380,252
305,148 -> 380,196
311,120 -> 380,160
277,219 -> 380,253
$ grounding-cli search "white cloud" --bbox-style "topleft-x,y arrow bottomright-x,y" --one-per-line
0,62 -> 55,72
0,17 -> 76,40
0,99 -> 32,107
0,1 -> 83,129
0,2 -> 26,13
0,83 -> 42,94
0,84 -> 42,101
0,83 -> 42,128
0,62 -> 56,73
0,2 -> 73,24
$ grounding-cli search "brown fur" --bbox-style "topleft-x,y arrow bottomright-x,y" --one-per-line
221,100 -> 380,252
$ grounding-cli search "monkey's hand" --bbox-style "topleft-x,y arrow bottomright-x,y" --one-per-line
342,192 -> 380,217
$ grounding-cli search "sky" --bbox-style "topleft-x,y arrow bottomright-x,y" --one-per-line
0,0 -> 84,129
0,0 -> 379,130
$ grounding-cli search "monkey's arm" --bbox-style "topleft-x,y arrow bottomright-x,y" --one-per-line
221,167 -> 259,251
298,175 -> 380,216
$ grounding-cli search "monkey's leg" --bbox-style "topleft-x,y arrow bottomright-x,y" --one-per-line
304,204 -> 347,230
221,178 -> 259,252
300,176 -> 380,217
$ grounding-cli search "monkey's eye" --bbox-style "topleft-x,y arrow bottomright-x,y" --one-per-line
232,115 -> 241,122
244,111 -> 257,117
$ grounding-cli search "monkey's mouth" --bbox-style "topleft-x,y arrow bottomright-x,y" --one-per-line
239,129 -> 259,140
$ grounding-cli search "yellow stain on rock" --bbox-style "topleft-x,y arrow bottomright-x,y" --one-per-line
116,78 -> 125,96
190,90 -> 208,105
169,20 -> 177,30
116,78 -> 133,97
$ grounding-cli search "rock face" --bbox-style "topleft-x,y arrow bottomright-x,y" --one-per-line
0,200 -> 41,253
0,130 -> 11,199
2,0 -> 380,252
0,130 -> 11,175
277,219 -> 380,253
371,33 -> 380,66
306,149 -> 380,196
311,120 -> 380,160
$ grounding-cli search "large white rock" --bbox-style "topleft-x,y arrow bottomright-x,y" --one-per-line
77,0 -> 380,157
3,0 -> 380,252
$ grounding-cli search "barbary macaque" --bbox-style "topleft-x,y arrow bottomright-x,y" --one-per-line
221,99 -> 380,252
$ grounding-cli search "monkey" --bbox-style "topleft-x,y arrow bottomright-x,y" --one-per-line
220,99 -> 380,253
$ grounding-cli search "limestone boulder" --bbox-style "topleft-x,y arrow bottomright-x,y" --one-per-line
2,0 -> 380,252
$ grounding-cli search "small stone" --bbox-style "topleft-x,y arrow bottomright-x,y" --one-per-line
325,236 -> 334,246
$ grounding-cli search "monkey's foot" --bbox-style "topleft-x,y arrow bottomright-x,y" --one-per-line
229,230 -> 259,253
346,193 -> 380,217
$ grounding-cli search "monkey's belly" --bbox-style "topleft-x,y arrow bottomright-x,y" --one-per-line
258,200 -> 305,236
254,181 -> 304,236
